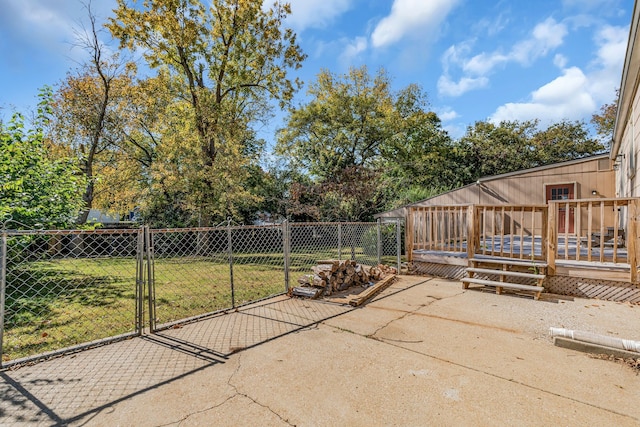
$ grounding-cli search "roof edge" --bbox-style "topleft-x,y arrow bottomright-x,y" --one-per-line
375,154 -> 610,217
612,1 -> 640,158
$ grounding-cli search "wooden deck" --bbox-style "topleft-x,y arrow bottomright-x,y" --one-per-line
407,200 -> 640,284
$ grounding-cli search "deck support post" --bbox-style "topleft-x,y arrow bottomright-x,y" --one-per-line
466,205 -> 477,264
629,200 -> 639,284
547,203 -> 557,276
406,208 -> 414,263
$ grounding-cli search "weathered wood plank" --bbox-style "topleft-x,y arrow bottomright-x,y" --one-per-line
349,275 -> 396,306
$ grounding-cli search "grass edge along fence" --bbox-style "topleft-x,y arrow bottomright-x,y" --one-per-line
0,219 -> 403,368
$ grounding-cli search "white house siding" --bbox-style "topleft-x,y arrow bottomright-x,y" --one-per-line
616,75 -> 640,198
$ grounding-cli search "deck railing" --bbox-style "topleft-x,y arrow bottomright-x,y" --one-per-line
547,198 -> 640,281
407,205 -> 470,253
472,205 -> 548,261
407,198 -> 640,283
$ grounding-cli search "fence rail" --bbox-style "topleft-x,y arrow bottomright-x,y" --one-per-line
0,220 -> 402,368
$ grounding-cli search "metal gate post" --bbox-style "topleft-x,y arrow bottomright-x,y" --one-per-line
227,219 -> 235,308
396,218 -> 402,273
377,218 -> 382,265
338,223 -> 342,260
135,227 -> 145,335
0,229 -> 7,368
283,220 -> 290,292
146,226 -> 156,332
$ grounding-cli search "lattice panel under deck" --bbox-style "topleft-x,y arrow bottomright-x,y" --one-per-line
412,261 -> 640,303
411,262 -> 466,280
547,275 -> 640,303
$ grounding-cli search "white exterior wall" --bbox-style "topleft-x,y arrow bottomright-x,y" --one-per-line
617,90 -> 640,198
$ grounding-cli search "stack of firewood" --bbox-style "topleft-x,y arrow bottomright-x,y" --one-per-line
290,260 -> 397,299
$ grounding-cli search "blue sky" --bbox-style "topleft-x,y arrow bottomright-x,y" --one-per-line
0,0 -> 633,141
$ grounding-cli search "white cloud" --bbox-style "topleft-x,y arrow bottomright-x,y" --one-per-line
473,13 -> 510,37
490,67 -> 596,124
339,37 -> 368,64
438,17 -> 568,97
593,25 -> 628,69
443,123 -> 467,139
438,108 -> 459,121
285,0 -> 354,31
438,75 -> 489,97
440,42 -> 474,73
371,0 -> 461,48
588,24 -> 628,103
463,52 -> 509,75
488,21 -> 628,127
553,54 -> 568,68
510,18 -> 567,65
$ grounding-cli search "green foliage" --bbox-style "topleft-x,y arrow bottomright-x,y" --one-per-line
381,87 -> 458,202
277,66 -> 446,221
531,119 -> 605,164
453,119 -> 604,185
387,186 -> 452,210
453,120 -> 538,183
362,224 -> 398,258
278,66 -> 394,179
0,89 -> 86,229
107,0 -> 306,225
591,90 -> 618,149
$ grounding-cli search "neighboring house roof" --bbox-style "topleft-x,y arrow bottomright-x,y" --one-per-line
612,0 -> 640,158
375,153 -> 610,218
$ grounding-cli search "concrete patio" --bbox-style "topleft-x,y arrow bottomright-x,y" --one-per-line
1,275 -> 639,426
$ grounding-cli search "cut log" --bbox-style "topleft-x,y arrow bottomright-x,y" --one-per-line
345,264 -> 355,277
297,275 -> 312,285
293,262 -> 396,300
312,274 -> 326,288
291,286 -> 323,299
317,259 -> 340,268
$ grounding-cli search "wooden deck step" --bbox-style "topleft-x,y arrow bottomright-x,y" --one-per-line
470,257 -> 548,268
465,267 -> 545,280
461,278 -> 544,300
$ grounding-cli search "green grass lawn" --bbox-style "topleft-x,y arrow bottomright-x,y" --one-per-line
3,248 -> 396,362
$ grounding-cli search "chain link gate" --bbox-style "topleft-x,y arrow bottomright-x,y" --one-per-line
0,228 -> 145,368
1,220 -> 403,368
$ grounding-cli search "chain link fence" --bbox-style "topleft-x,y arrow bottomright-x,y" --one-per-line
1,220 -> 403,368
1,229 -> 142,367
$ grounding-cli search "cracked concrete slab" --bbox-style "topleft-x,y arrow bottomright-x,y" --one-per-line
1,275 -> 638,426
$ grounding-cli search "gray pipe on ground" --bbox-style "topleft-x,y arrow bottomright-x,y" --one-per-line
549,327 -> 640,353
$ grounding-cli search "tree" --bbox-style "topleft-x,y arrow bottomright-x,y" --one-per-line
50,4 -> 136,223
454,119 -> 605,185
277,67 -> 460,219
531,120 -> 604,164
380,85 -> 456,206
0,89 -> 86,229
591,90 -> 618,149
453,120 -> 537,184
107,0 -> 306,224
277,66 -> 396,220
279,66 -> 394,179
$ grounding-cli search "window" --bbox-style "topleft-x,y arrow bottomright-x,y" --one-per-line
550,187 -> 570,200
